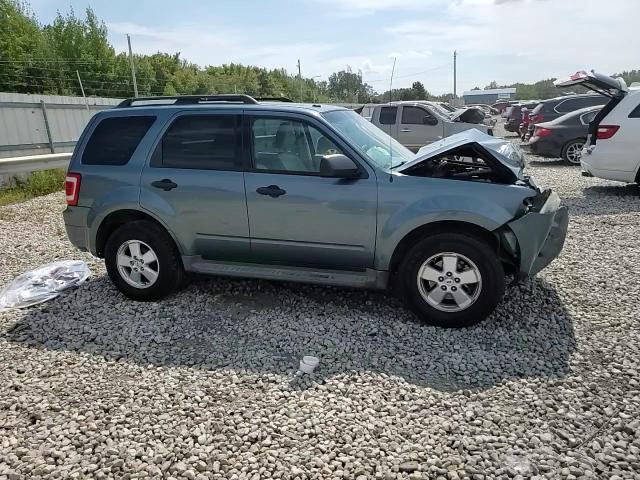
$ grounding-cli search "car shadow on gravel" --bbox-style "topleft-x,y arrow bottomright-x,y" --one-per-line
3,273 -> 575,392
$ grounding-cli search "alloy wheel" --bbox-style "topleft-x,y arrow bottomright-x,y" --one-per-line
417,252 -> 482,312
116,240 -> 160,289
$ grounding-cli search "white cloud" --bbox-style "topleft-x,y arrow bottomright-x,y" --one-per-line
107,0 -> 638,95
385,0 -> 638,91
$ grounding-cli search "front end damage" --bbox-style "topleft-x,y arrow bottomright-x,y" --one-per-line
496,189 -> 569,280
399,129 -> 569,280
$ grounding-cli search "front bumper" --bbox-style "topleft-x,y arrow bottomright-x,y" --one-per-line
507,191 -> 569,278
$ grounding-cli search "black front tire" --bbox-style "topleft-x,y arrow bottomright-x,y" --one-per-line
104,220 -> 184,301
399,233 -> 505,328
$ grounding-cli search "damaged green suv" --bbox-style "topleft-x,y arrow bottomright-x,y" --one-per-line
63,95 -> 568,327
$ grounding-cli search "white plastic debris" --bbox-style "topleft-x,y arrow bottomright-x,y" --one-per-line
298,355 -> 320,374
0,260 -> 90,311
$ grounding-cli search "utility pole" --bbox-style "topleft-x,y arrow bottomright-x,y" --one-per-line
297,59 -> 302,102
453,50 -> 457,100
127,34 -> 139,98
76,70 -> 89,110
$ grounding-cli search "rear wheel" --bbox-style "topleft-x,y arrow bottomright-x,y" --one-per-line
399,233 -> 505,328
105,220 -> 183,301
561,139 -> 585,166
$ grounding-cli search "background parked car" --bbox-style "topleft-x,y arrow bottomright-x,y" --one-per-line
367,102 -> 492,152
467,103 -> 500,115
524,93 -> 608,141
527,105 -> 602,165
556,70 -> 640,183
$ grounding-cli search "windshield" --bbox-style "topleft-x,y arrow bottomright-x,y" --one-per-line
322,110 -> 415,169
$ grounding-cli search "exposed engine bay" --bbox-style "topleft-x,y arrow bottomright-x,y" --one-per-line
399,143 -> 518,184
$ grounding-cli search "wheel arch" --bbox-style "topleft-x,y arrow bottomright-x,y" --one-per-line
95,208 -> 182,258
388,220 -> 500,279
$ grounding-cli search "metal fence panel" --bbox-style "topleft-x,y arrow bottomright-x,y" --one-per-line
0,92 -> 121,159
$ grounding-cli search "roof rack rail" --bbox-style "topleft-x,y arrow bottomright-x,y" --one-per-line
117,94 -> 259,108
255,96 -> 294,102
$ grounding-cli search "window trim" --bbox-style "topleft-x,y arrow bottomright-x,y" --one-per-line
245,113 -> 368,178
147,111 -> 245,172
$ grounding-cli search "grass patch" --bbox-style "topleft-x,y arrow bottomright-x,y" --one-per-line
0,169 -> 66,207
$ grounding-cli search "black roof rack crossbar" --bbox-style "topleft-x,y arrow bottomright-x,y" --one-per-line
117,94 -> 259,108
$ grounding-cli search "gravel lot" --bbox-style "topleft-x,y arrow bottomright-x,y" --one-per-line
1,124 -> 639,479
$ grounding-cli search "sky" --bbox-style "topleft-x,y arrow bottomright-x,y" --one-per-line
28,0 -> 638,95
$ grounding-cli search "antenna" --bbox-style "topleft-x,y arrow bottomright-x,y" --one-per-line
388,57 -> 397,182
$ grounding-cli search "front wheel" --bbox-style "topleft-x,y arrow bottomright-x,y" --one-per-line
561,139 -> 585,166
399,233 -> 505,328
105,220 -> 184,301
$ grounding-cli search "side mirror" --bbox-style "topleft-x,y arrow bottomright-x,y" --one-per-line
423,115 -> 438,126
319,154 -> 361,178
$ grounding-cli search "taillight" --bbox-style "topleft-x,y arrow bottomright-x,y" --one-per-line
596,125 -> 620,140
531,114 -> 544,123
535,127 -> 552,138
65,173 -> 81,206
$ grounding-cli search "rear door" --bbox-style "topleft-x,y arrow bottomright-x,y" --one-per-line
139,111 -> 250,261
397,105 -> 442,151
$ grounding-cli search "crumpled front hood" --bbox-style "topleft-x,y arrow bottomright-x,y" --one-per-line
397,129 -> 526,177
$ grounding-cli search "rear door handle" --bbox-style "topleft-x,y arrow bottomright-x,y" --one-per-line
401,128 -> 411,132
151,179 -> 178,191
256,185 -> 286,198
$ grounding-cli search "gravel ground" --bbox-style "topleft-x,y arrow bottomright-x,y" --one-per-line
1,123 -> 639,479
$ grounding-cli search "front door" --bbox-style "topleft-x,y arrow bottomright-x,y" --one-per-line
244,113 -> 378,269
397,105 -> 443,151
139,112 -> 250,261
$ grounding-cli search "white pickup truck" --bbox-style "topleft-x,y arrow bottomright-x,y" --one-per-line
360,101 -> 494,152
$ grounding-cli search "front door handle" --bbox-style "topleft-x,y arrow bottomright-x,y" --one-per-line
256,185 -> 286,198
400,128 -> 411,132
151,179 -> 178,191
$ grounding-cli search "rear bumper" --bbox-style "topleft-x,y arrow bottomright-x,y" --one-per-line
507,192 -> 569,278
63,206 -> 91,253
527,138 -> 561,158
580,154 -> 637,183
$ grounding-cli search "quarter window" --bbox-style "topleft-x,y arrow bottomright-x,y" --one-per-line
629,103 -> 640,118
157,115 -> 241,170
251,118 -> 343,174
82,116 -> 155,165
379,106 -> 398,125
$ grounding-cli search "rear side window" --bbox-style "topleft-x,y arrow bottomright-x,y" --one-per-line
379,107 -> 398,125
629,103 -> 640,118
581,111 -> 598,124
556,96 -> 605,113
155,115 -> 241,170
82,116 -> 155,165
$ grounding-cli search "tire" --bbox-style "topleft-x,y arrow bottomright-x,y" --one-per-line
104,220 -> 184,301
399,233 -> 505,328
561,139 -> 585,166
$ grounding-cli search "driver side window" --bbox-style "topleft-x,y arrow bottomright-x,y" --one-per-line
251,118 -> 343,174
402,106 -> 437,125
